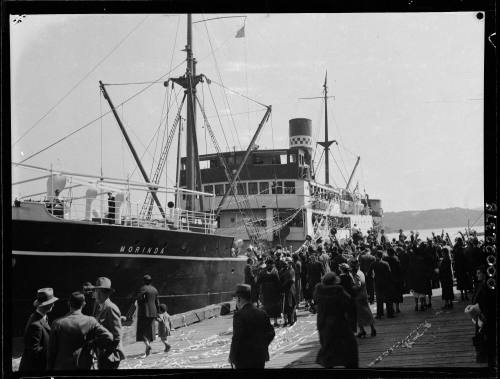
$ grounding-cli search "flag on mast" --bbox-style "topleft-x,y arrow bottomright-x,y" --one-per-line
235,25 -> 245,38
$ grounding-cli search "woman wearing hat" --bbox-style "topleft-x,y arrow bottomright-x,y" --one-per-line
256,259 -> 282,327
349,260 -> 377,338
438,246 -> 454,309
313,272 -> 358,368
19,288 -> 58,371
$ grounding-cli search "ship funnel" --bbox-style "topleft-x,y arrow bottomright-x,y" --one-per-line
84,188 -> 98,220
289,118 -> 313,151
46,174 -> 67,200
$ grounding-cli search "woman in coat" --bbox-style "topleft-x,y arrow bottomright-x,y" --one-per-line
280,258 -> 297,326
349,259 -> 376,338
453,238 -> 473,301
439,246 -> 454,308
408,246 -> 430,311
314,272 -> 359,368
256,259 -> 282,326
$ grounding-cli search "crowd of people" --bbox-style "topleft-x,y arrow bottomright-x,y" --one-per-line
17,226 -> 495,371
240,226 -> 496,368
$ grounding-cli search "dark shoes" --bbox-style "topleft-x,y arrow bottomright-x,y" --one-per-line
164,344 -> 171,353
387,314 -> 395,318
356,331 -> 367,338
375,315 -> 383,320
145,345 -> 152,356
371,328 -> 377,337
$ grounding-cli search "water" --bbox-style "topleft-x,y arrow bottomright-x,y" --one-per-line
386,225 -> 485,243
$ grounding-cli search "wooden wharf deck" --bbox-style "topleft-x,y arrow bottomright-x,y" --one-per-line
11,288 -> 491,372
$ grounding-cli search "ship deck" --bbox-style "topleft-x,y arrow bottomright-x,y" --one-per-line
11,288 -> 491,372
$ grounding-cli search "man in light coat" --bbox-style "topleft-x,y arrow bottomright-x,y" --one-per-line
93,277 -> 126,369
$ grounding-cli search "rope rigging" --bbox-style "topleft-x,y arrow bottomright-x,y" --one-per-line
19,59 -> 188,164
12,15 -> 151,148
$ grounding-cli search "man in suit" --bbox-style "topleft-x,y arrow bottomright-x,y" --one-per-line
93,277 -> 126,369
359,248 -> 376,303
136,274 -> 160,356
229,284 -> 276,369
19,288 -> 58,371
367,250 -> 395,319
48,292 -> 113,370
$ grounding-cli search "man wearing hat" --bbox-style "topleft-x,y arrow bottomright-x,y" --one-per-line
92,277 -> 125,369
229,284 -> 275,368
19,288 -> 58,371
48,292 -> 113,370
135,274 -> 160,357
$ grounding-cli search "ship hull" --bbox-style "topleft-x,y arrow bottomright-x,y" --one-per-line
11,218 -> 244,336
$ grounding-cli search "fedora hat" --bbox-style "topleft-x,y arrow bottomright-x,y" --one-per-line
93,277 -> 115,292
233,284 -> 251,298
33,288 -> 59,307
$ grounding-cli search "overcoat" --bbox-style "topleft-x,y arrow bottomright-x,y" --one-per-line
280,266 -> 297,316
48,309 -> 113,370
313,283 -> 358,368
94,298 -> 126,368
136,284 -> 160,342
438,255 -> 454,301
453,244 -> 473,291
19,312 -> 51,371
367,260 -> 393,300
257,268 -> 282,318
408,250 -> 431,295
383,255 -> 403,302
229,302 -> 275,368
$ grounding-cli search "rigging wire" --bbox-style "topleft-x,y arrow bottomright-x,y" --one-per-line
99,88 -> 103,178
329,149 -> 348,187
19,59 -> 187,164
201,16 -> 243,151
209,80 -> 268,109
311,98 -> 324,169
13,15 -> 151,147
206,83 -> 232,153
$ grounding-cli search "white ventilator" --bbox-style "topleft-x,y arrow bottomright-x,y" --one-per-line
85,188 -> 98,220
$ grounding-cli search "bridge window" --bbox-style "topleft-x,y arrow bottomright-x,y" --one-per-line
284,181 -> 295,194
214,184 -> 224,196
259,182 -> 269,194
272,181 -> 283,194
204,185 -> 214,194
237,182 -> 247,195
248,182 -> 258,195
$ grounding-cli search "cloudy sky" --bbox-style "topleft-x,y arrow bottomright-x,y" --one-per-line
10,13 -> 484,212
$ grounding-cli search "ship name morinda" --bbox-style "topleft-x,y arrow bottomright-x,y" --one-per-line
120,245 -> 167,255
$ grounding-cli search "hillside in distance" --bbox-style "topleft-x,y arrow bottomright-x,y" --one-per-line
382,207 -> 484,232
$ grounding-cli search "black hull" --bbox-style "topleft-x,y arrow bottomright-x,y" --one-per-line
11,219 -> 244,336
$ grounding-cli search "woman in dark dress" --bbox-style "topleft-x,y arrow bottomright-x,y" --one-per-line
257,259 -> 282,326
453,238 -> 473,301
314,272 -> 359,368
438,246 -> 454,308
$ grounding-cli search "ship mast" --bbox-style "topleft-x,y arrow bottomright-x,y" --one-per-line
169,14 -> 205,211
315,72 -> 337,185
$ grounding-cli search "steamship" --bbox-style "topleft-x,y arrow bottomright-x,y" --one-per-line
187,116 -> 383,252
11,14 -> 248,336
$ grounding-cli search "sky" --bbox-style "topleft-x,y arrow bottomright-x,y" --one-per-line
10,13 -> 485,212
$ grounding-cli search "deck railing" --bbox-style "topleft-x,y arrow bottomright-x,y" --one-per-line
28,197 -> 218,234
